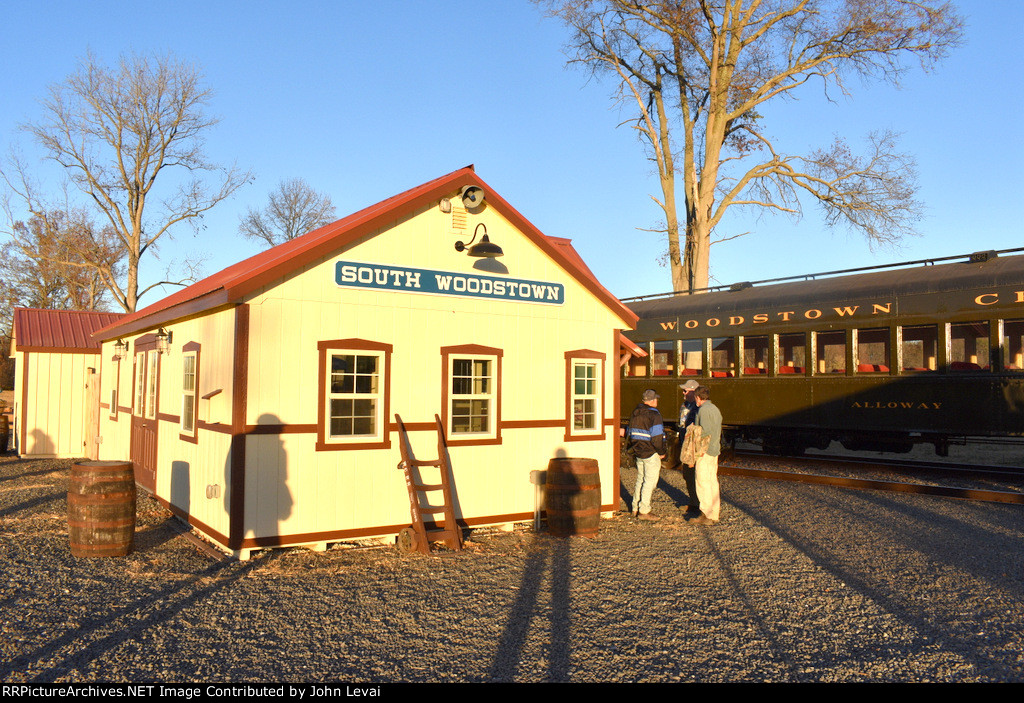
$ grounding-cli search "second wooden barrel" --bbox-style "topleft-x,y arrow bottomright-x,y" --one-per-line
545,457 -> 601,538
68,460 -> 136,557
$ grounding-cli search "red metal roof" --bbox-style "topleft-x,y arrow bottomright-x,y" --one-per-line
13,308 -> 124,352
94,166 -> 638,340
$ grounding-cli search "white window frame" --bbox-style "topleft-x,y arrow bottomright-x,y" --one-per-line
317,339 -> 392,450
571,359 -> 601,434
448,355 -> 496,437
565,350 -> 606,441
180,347 -> 199,439
441,344 -> 502,445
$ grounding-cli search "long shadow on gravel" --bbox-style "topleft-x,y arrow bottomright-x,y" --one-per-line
0,554 -> 270,682
0,491 -> 67,518
487,536 -> 571,682
727,488 -> 1024,681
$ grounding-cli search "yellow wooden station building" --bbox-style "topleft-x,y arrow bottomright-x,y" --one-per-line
74,166 -> 637,559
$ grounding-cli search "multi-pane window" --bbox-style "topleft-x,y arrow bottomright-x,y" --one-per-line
145,350 -> 159,420
317,340 -> 391,450
572,361 -> 599,432
328,353 -> 382,438
134,352 -> 146,415
450,357 -> 493,434
180,347 -> 199,438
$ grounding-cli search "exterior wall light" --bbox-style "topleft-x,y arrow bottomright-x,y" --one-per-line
113,339 -> 129,361
155,328 -> 172,354
455,223 -> 503,259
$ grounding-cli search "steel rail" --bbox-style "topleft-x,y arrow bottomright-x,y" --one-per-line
729,449 -> 1024,479
719,463 -> 1024,505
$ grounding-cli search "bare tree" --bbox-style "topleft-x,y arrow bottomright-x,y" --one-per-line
542,0 -> 964,292
5,51 -> 251,312
0,207 -> 119,390
239,178 -> 337,248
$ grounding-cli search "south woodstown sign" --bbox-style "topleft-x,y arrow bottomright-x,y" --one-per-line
335,261 -> 566,305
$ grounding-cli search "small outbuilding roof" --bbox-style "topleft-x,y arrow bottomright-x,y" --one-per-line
94,166 -> 638,340
12,308 -> 125,353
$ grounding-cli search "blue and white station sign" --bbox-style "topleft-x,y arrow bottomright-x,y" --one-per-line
335,261 -> 565,305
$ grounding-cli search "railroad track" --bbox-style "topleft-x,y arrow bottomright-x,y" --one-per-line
717,451 -> 1024,505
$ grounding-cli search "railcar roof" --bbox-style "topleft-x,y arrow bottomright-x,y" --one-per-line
627,251 -> 1024,319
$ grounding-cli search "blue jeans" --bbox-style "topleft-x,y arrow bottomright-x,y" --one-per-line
633,453 -> 662,514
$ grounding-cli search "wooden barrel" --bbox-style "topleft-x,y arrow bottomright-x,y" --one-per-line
68,461 -> 136,557
545,457 -> 601,538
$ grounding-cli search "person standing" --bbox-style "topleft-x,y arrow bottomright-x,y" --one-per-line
678,379 -> 701,517
689,385 -> 723,526
627,389 -> 667,521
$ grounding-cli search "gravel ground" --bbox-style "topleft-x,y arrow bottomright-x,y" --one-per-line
2,452 -> 1023,683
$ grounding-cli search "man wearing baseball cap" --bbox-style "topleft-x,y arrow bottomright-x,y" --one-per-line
678,379 -> 701,518
626,389 -> 667,520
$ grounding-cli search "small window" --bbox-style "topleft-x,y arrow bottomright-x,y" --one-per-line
816,331 -> 846,374
778,333 -> 806,374
950,321 -> 990,371
317,340 -> 392,450
710,337 -> 735,377
145,350 -> 160,420
855,328 -> 889,373
133,351 -> 146,416
442,344 -> 502,444
680,339 -> 702,376
109,388 -> 118,420
1005,320 -> 1024,371
566,350 -> 605,440
180,344 -> 200,441
652,340 -> 675,377
330,354 -> 382,436
902,325 -> 936,371
573,362 -> 599,430
742,336 -> 769,375
451,358 -> 494,434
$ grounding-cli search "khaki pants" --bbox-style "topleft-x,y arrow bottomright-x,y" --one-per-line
694,453 -> 720,521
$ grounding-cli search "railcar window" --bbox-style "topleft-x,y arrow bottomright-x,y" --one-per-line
742,336 -> 769,375
816,331 -> 846,374
1003,320 -> 1023,371
681,339 -> 702,376
778,333 -> 805,374
855,328 -> 890,373
949,321 -> 990,371
652,340 -> 675,376
902,325 -> 937,371
710,337 -> 735,377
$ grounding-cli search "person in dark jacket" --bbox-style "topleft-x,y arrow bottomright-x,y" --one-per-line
627,389 -> 667,521
678,379 -> 701,517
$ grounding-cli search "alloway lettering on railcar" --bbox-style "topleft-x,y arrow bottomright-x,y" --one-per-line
669,290 -> 1023,331
850,401 -> 943,409
335,261 -> 565,305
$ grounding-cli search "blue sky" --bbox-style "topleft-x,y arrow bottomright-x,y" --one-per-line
2,1 -> 1021,303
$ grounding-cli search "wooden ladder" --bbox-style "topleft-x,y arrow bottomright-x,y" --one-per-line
394,414 -> 464,554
